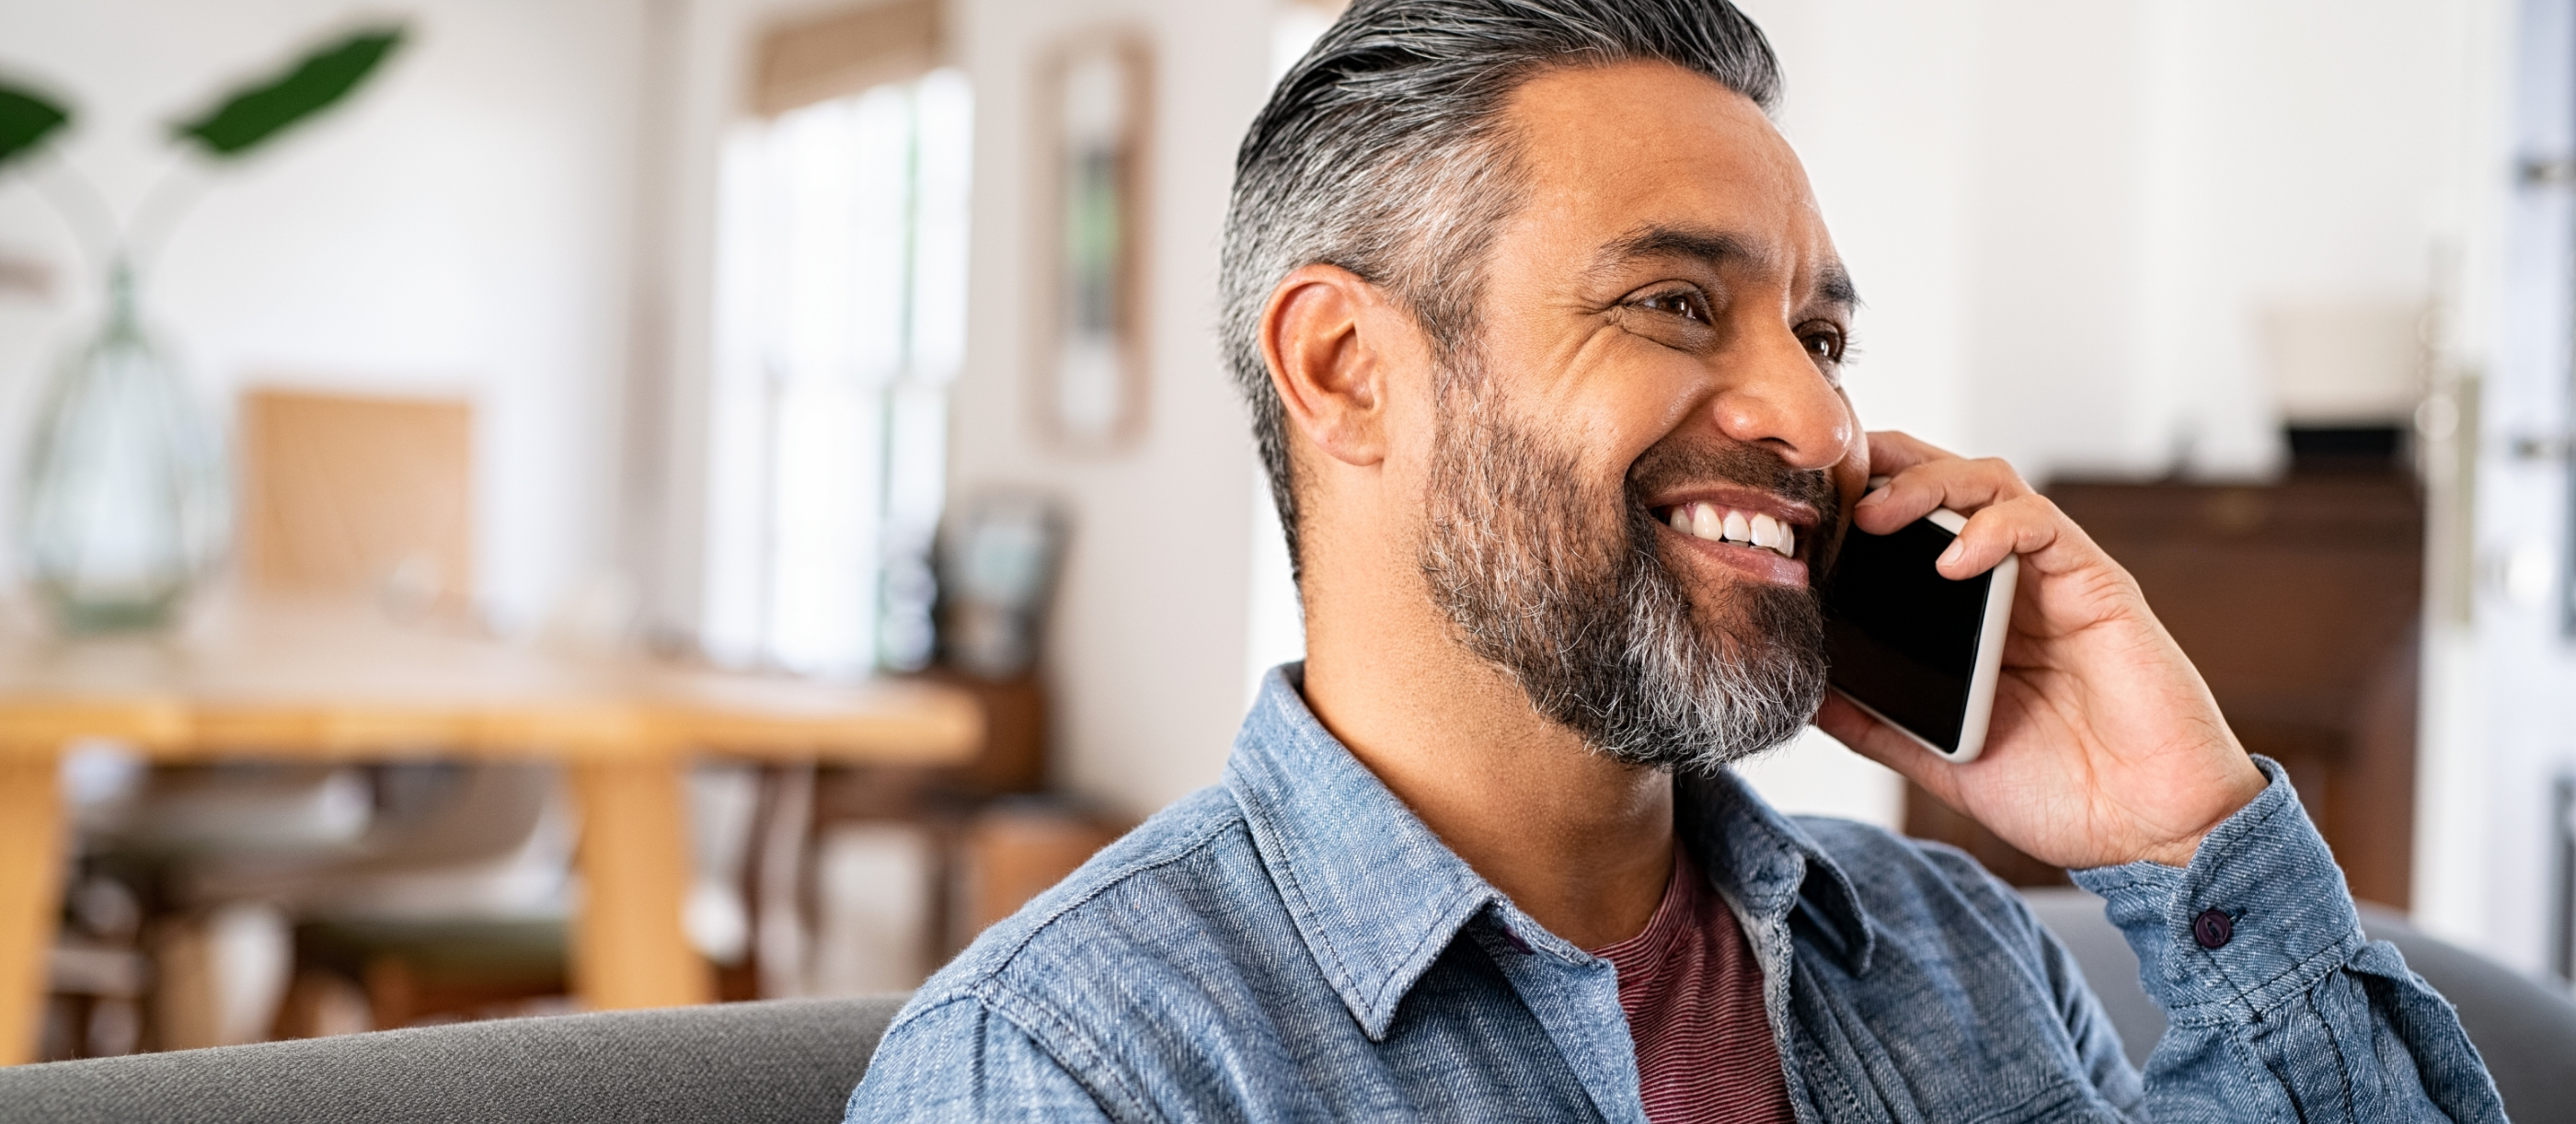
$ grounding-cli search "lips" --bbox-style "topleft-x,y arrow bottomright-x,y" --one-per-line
1662,500 -> 1797,558
1624,439 -> 1834,584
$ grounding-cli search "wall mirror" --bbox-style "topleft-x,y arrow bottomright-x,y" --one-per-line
1033,31 -> 1151,452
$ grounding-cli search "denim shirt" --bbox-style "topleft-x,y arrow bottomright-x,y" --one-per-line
848,667 -> 2504,1121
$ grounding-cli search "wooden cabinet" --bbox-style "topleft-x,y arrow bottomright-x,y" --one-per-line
1901,473 -> 2423,909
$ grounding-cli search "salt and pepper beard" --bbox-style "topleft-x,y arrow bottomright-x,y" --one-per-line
1418,370 -> 1838,776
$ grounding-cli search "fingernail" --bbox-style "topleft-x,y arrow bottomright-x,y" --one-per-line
1938,541 -> 1964,568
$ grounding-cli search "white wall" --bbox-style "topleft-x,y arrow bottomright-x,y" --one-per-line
942,0 -> 1273,816
1742,0 -> 2485,482
0,0 -> 646,628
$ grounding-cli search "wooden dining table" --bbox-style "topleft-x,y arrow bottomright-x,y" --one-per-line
0,596 -> 982,1065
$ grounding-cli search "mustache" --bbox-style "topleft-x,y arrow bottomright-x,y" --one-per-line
1624,438 -> 1841,530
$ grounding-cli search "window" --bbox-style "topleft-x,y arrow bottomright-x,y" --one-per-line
704,69 -> 972,677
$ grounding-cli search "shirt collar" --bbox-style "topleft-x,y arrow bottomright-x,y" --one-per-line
1225,665 -> 1504,1040
1225,664 -> 1877,1038
1674,760 -> 1878,975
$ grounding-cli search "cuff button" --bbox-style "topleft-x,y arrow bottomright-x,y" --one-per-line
2192,908 -> 2234,949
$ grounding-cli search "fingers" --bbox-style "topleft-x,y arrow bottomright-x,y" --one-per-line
1938,494 -> 2061,579
1847,430 -> 2124,597
1860,430 -> 1952,476
1853,434 -> 2035,536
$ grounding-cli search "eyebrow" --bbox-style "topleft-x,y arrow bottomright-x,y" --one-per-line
1593,224 -> 1861,311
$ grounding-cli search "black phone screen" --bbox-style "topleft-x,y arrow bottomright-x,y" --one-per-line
1822,517 -> 1995,754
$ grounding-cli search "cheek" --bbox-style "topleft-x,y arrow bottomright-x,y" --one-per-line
1378,382 -> 1447,487
1582,365 -> 1708,470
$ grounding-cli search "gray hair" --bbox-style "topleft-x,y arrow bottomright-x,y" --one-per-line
1218,0 -> 1783,578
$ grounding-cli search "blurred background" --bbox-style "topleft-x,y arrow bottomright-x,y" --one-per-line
0,0 -> 2569,1066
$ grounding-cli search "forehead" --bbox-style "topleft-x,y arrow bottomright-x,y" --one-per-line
1500,62 -> 1834,280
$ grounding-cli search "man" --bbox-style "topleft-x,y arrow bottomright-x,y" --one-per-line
851,1 -> 2504,1119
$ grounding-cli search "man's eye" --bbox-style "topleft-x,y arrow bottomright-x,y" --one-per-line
1641,291 -> 1707,323
1801,327 -> 1844,362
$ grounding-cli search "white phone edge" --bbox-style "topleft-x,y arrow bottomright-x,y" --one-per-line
1856,505 -> 2018,764
1948,547 -> 2018,763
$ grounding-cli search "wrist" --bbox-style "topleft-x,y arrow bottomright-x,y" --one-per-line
2129,759 -> 2268,868
2132,833 -> 2211,869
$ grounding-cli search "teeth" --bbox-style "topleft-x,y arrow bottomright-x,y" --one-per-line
1669,502 -> 1797,558
1689,502 -> 1724,541
1751,512 -> 1782,551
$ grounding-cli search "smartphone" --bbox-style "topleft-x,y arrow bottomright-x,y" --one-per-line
1821,487 -> 2018,763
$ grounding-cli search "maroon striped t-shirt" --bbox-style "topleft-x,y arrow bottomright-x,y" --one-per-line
1588,847 -> 1795,1124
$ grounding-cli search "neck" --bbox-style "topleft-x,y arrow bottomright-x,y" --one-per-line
1298,553 -> 1676,951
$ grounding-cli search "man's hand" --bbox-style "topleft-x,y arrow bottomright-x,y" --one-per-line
1812,431 -> 2267,869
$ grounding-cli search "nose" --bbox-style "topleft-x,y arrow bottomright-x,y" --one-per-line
1706,323 -> 1850,472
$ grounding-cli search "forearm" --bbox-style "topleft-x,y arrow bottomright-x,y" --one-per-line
2070,758 -> 2504,1122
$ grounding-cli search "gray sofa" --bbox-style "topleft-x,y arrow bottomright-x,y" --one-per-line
0,993 -> 906,1124
5,896 -> 2570,1122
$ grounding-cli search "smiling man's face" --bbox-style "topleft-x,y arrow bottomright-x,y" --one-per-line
1414,60 -> 1869,772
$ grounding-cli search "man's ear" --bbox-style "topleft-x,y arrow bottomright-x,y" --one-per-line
1260,263 -> 1407,469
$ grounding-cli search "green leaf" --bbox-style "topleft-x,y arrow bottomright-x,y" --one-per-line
172,25 -> 406,159
0,83 -> 71,171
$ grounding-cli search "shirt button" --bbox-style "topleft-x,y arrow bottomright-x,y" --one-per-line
2192,908 -> 2234,949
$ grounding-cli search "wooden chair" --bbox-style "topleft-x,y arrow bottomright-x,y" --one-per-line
59,390 -> 572,1056
236,389 -> 474,614
235,389 -> 577,1032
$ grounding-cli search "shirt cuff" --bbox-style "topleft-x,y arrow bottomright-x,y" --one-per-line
2068,755 -> 2368,1027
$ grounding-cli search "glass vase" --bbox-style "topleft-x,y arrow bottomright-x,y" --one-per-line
18,264 -> 230,633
